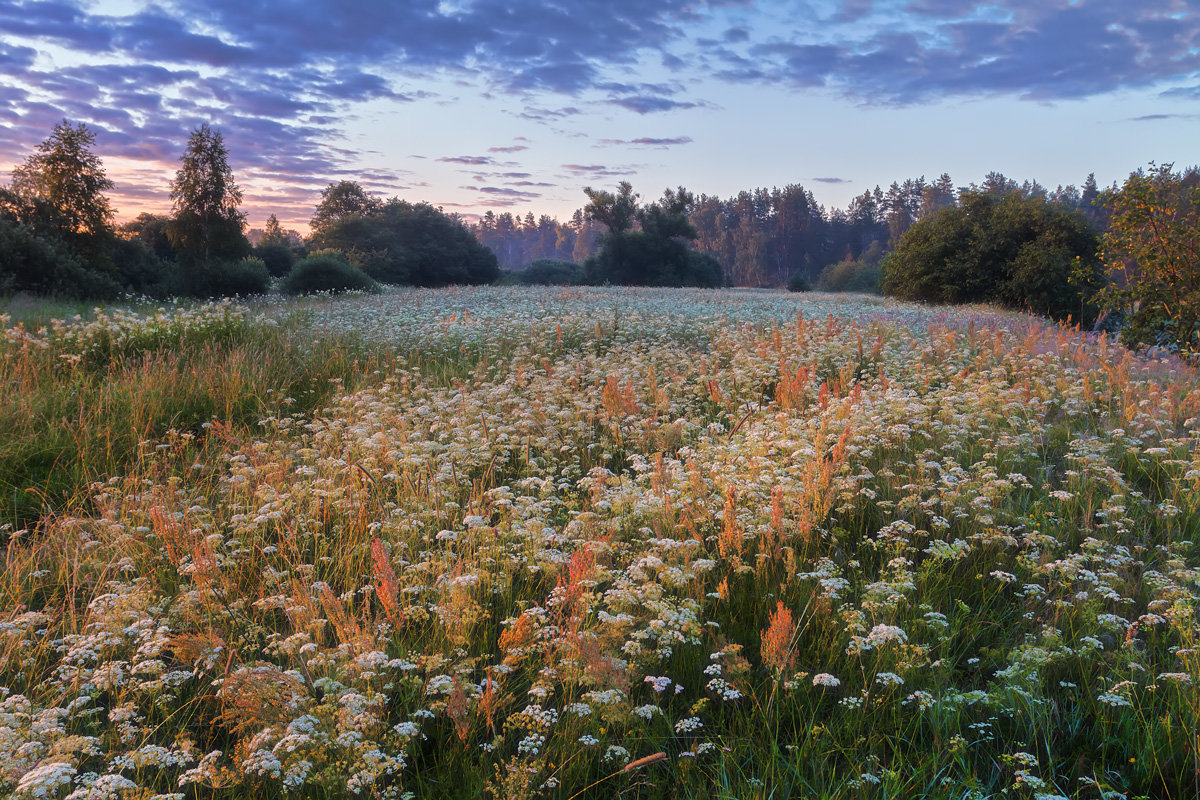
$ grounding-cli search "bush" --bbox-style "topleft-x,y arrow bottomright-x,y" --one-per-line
584,232 -> 722,287
787,271 -> 812,292
0,217 -> 122,299
172,256 -> 271,298
816,259 -> 881,293
881,190 -> 1101,322
514,259 -> 584,285
581,185 -> 723,288
111,236 -> 170,294
311,197 -> 499,286
281,251 -> 381,295
255,242 -> 296,277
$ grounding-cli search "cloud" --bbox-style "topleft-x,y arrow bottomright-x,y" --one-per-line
609,95 -> 699,114
632,136 -> 692,146
813,176 -> 852,184
729,1 -> 1200,104
832,0 -> 875,22
516,105 -> 582,121
471,185 -> 543,199
561,163 -> 635,178
437,155 -> 495,165
0,39 -> 37,70
1161,84 -> 1200,100
1127,113 -> 1197,122
598,136 -> 693,147
3,0 -> 1196,225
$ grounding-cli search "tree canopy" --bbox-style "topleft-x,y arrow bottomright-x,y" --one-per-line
168,124 -> 250,265
582,185 -> 722,288
582,181 -> 640,235
881,189 -> 1102,322
11,120 -> 114,241
311,181 -> 382,234
311,186 -> 498,287
1098,163 -> 1200,355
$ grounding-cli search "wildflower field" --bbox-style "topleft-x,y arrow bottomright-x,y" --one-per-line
1,287 -> 1199,800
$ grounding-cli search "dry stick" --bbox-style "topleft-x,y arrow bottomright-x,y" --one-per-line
564,752 -> 667,800
728,395 -> 764,440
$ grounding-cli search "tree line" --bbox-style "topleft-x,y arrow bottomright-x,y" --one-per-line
0,120 -> 499,300
483,172 -> 1110,290
2,119 -> 1197,357
492,168 -> 1198,357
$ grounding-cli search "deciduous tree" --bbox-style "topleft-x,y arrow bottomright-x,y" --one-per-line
882,188 -> 1101,322
1099,163 -> 1200,355
168,124 -> 249,265
11,119 -> 114,240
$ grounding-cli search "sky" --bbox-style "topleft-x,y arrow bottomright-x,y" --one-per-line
1,0 -> 1198,232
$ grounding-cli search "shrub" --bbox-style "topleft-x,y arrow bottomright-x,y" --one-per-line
582,185 -> 723,288
1098,163 -> 1200,356
816,259 -> 881,293
255,242 -> 296,277
584,232 -> 723,287
787,271 -> 812,292
172,256 -> 271,298
515,259 -> 584,285
0,216 -> 122,299
882,190 -> 1101,322
281,251 -> 381,295
311,196 -> 499,286
111,236 -> 170,294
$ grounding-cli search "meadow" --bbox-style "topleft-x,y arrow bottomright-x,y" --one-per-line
1,286 -> 1198,800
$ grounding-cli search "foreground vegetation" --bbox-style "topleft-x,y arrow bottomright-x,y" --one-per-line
1,287 -> 1198,799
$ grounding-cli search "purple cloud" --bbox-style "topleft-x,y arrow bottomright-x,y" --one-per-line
610,95 -> 699,114
598,136 -> 693,147
561,163 -> 635,178
437,155 -> 495,165
730,1 -> 1200,103
1,0 -> 1195,228
471,185 -> 543,199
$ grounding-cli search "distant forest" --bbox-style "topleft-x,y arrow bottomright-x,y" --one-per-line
462,172 -> 1111,287
7,118 -> 1199,356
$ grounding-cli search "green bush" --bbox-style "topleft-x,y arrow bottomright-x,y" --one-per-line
281,251 -> 381,295
816,259 -> 881,293
584,232 -> 722,287
787,271 -> 812,292
111,236 -> 170,294
254,241 -> 296,277
1098,164 -> 1200,356
311,196 -> 499,286
172,256 -> 271,298
515,259 -> 584,285
882,190 -> 1101,322
0,217 -> 122,299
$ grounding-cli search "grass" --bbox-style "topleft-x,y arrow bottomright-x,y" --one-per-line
0,298 -> 392,530
1,286 -> 1198,800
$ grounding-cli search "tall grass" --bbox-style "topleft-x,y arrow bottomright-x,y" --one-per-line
0,300 -> 390,529
1,287 -> 1198,800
